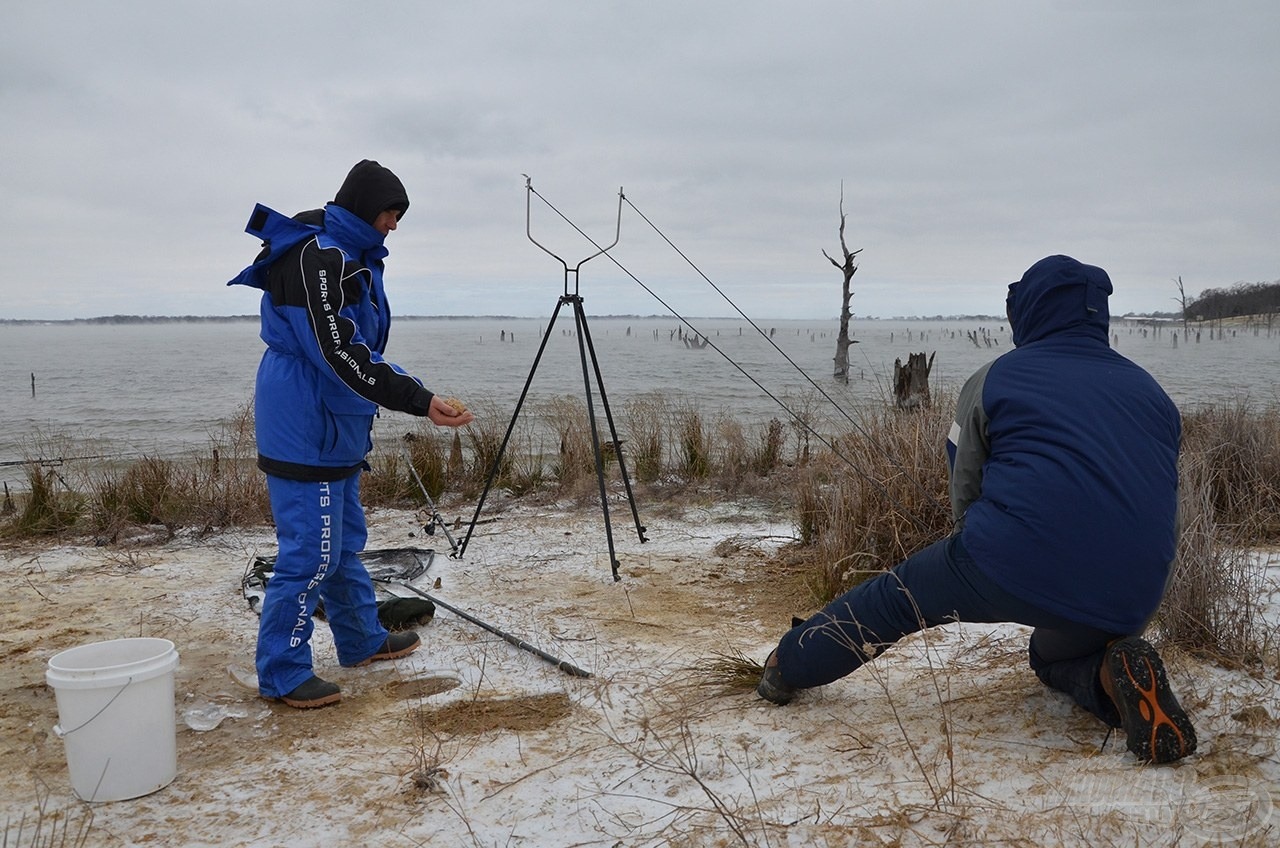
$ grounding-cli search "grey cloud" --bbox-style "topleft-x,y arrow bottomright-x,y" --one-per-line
1,1 -> 1276,320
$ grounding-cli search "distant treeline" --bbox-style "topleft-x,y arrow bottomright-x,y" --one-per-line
8,296 -> 1278,326
1187,280 -> 1280,322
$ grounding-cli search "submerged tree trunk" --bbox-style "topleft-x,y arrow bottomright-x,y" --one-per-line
824,183 -> 861,384
893,351 -> 935,410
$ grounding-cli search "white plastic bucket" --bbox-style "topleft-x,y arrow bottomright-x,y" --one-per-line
45,637 -> 179,802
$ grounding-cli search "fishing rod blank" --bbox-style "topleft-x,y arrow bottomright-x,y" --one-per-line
401,442 -> 461,557
378,579 -> 593,678
621,194 -> 948,520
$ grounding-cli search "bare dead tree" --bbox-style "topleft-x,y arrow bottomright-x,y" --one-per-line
823,182 -> 862,383
1172,275 -> 1190,335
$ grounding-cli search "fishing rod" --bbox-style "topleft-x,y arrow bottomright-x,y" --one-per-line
619,199 -> 942,494
375,577 -> 592,678
400,441 -> 461,557
523,184 -> 947,533
0,452 -> 134,469
368,438 -> 591,676
620,195 -> 945,511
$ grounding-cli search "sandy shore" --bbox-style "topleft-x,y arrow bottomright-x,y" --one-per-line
2,500 -> 1277,847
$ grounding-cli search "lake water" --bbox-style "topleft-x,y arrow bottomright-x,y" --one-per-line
3,315 -> 1277,491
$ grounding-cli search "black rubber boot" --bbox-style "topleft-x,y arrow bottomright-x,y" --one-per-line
279,675 -> 342,709
354,631 -> 422,666
757,650 -> 797,705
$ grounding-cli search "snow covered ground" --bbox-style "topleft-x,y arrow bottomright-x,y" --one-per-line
1,500 -> 1277,847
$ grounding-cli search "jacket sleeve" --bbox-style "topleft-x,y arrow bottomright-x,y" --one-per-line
284,239 -> 435,416
947,360 -> 995,525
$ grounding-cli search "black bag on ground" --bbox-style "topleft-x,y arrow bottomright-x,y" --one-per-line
242,548 -> 436,630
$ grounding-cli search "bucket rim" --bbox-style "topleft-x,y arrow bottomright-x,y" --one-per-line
47,637 -> 178,676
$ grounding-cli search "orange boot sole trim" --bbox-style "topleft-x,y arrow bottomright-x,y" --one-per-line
1109,640 -> 1196,764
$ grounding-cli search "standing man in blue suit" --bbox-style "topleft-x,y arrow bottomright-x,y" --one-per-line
230,160 -> 473,708
758,255 -> 1196,765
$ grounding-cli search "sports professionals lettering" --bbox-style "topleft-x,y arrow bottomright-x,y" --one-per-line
289,483 -> 334,647
316,268 -> 377,388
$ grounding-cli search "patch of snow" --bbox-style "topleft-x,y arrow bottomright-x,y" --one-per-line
1,503 -> 1276,846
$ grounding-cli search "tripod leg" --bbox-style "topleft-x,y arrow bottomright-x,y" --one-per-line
575,302 -> 647,545
459,297 -> 568,557
571,298 -> 622,581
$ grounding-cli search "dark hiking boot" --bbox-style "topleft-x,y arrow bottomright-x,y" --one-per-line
278,675 -> 342,709
757,650 -> 796,706
354,631 -> 422,667
1101,637 -> 1197,764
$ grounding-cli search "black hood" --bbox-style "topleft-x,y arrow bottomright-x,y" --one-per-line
333,160 -> 410,226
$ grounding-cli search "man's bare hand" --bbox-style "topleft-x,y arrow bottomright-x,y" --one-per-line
427,395 -> 474,427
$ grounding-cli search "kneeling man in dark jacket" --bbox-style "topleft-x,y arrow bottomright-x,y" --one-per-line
758,255 -> 1196,765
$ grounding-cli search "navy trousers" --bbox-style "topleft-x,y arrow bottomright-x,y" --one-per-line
256,473 -> 389,699
774,534 -> 1125,726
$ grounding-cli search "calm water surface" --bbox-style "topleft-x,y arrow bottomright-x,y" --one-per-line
3,316 -> 1277,491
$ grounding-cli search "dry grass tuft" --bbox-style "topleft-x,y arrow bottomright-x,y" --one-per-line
178,403 -> 271,532
3,464 -> 82,539
544,395 -> 596,498
89,403 -> 270,539
685,649 -> 764,694
404,429 -> 450,501
620,393 -> 667,483
361,449 -> 413,506
671,400 -> 712,481
458,398 -> 515,496
786,399 -> 953,604
1181,400 -> 1280,542
1155,450 -> 1275,666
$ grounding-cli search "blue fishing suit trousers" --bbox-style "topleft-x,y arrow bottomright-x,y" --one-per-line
256,473 -> 389,699
774,534 -> 1125,726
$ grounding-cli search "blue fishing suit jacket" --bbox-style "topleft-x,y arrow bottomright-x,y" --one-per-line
229,203 -> 434,481
945,256 -> 1181,634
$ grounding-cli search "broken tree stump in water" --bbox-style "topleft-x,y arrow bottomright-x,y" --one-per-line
893,351 -> 935,410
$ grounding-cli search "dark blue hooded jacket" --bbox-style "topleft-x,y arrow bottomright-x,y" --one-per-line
228,162 -> 434,481
946,256 -> 1181,633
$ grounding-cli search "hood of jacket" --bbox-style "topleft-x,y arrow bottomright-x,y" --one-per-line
1006,255 -> 1112,347
333,159 -> 410,226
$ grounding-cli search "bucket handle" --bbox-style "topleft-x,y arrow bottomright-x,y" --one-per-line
52,675 -> 134,738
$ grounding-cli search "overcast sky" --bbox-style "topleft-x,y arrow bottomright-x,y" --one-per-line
3,2 -> 1276,321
